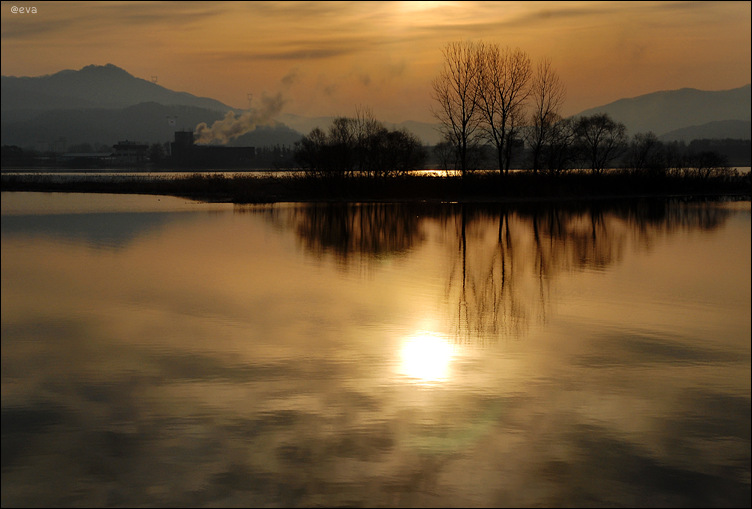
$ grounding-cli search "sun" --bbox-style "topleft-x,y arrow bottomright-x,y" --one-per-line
394,1 -> 456,19
398,1 -> 449,12
398,330 -> 455,383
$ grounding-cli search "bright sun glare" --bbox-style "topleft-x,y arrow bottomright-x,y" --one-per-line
400,1 -> 452,12
399,331 -> 454,383
396,1 -> 451,15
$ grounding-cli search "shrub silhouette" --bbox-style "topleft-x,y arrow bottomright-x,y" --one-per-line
294,113 -> 427,180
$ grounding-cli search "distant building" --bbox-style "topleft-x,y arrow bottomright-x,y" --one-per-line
113,141 -> 149,165
59,151 -> 115,168
170,131 -> 256,168
34,137 -> 67,154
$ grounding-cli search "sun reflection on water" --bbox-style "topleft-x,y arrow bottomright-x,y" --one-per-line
398,330 -> 455,384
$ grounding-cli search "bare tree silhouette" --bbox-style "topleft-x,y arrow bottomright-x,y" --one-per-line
574,113 -> 628,174
294,111 -> 426,181
476,44 -> 533,174
431,41 -> 485,176
526,58 -> 567,173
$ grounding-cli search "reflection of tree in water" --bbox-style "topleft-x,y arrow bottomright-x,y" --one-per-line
529,205 -> 624,273
435,203 -> 629,343
265,199 -> 734,343
616,199 -> 731,251
440,205 -> 529,344
280,203 -> 429,270
514,199 -> 734,277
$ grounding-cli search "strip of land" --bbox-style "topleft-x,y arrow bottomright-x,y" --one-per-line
1,171 -> 749,204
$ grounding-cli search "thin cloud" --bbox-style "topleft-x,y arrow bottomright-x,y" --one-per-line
1,18 -> 75,40
248,47 -> 358,61
238,1 -> 361,17
1,4 -> 86,41
1,0 -> 225,57
95,1 -> 226,28
281,67 -> 302,87
198,36 -> 376,62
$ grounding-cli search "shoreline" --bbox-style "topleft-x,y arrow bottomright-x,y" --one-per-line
1,171 -> 749,205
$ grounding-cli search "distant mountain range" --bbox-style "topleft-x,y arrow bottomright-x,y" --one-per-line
1,64 -> 749,151
658,119 -> 751,143
576,84 -> 751,139
1,63 -> 231,112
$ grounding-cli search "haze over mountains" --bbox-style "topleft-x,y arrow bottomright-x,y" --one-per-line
577,85 -> 751,142
1,64 -> 750,150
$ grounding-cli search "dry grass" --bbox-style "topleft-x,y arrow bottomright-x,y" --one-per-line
2,170 -> 749,204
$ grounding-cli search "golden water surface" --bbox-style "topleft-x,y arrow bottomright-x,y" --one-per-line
2,192 -> 750,507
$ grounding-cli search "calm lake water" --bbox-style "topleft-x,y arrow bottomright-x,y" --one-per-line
1,192 -> 750,508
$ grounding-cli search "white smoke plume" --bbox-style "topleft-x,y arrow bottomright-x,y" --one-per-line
194,92 -> 285,145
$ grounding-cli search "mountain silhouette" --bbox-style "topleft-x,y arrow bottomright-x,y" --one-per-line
573,84 -> 751,138
1,64 -> 750,151
1,102 -> 227,148
1,64 -> 303,149
658,119 -> 751,143
281,86 -> 752,144
1,63 -> 232,112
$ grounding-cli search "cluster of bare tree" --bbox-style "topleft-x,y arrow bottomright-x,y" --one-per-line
431,41 -> 632,175
432,41 -> 567,174
292,40 -> 735,182
624,132 -> 733,179
432,41 -> 737,178
294,108 -> 426,179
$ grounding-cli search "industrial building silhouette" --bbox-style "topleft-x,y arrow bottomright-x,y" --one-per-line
170,131 -> 256,168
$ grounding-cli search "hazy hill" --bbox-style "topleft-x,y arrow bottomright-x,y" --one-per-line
283,86 -> 752,145
658,119 -> 751,142
2,63 -> 749,151
0,102 -> 227,148
1,64 -> 305,149
225,122 -> 305,148
1,102 -> 306,150
277,113 -> 340,138
1,63 -> 232,112
574,84 -> 751,138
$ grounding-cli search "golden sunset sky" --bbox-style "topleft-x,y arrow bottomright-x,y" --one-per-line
1,1 -> 750,123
